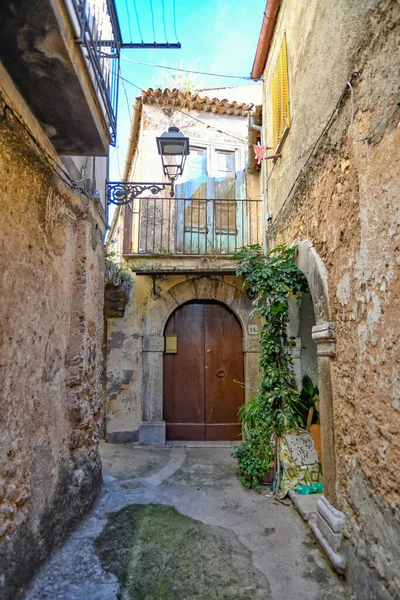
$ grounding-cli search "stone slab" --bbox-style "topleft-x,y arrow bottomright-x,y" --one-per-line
139,421 -> 166,445
289,490 -> 322,522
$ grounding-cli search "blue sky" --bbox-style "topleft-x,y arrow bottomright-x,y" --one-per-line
110,0 -> 266,181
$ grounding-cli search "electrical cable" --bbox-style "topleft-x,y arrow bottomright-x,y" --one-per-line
132,0 -> 144,43
1,95 -> 97,202
120,54 -> 253,80
347,81 -> 371,142
268,79 -> 372,227
149,0 -> 156,42
161,0 -> 169,43
172,0 -> 179,43
118,73 -> 252,145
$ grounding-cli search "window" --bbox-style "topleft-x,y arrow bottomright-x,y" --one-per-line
272,34 -> 290,150
215,201 -> 236,232
179,145 -> 240,233
185,199 -> 207,230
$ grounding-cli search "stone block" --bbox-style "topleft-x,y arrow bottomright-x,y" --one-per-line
312,322 -> 336,357
317,512 -> 343,552
317,496 -> 345,533
142,335 -> 164,352
139,421 -> 166,445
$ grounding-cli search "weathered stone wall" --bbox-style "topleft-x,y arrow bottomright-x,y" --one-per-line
262,1 -> 400,597
0,94 -> 106,597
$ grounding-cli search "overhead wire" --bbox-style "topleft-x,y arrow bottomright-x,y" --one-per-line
118,73 -> 252,145
132,0 -> 144,43
120,54 -> 253,80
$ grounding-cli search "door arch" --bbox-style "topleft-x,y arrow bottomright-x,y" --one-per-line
163,300 -> 244,441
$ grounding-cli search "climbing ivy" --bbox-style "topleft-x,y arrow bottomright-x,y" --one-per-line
233,244 -> 308,489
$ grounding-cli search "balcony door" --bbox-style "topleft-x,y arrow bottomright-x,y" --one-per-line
175,145 -> 245,254
163,302 -> 244,440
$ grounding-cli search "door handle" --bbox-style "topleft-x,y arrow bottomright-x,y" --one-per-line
216,369 -> 225,378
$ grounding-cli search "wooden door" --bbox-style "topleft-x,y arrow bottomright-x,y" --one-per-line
163,302 -> 244,441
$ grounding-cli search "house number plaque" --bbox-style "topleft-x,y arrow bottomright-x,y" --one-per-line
248,324 -> 259,335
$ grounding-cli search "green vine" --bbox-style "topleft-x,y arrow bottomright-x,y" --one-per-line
233,244 -> 308,489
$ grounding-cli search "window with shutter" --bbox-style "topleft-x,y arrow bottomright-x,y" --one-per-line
272,34 -> 290,151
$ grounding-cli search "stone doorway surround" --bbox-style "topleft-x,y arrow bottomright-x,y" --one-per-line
139,277 -> 260,445
294,239 -> 346,574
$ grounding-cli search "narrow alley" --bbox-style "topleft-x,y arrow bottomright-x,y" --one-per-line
23,444 -> 347,600
1,0 -> 399,598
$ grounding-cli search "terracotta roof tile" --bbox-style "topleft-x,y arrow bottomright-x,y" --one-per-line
140,88 -> 253,116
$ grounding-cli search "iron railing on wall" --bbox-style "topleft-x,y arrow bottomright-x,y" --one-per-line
70,0 -> 121,145
126,197 -> 263,256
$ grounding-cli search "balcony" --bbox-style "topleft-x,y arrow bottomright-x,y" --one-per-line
0,0 -> 121,155
123,197 -> 263,274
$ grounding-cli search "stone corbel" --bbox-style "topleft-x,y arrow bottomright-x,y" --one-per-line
312,322 -> 336,357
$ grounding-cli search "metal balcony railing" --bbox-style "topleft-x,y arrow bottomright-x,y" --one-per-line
70,0 -> 121,145
125,197 -> 263,256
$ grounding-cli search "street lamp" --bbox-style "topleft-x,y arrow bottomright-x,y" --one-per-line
107,126 -> 190,205
156,127 -> 190,197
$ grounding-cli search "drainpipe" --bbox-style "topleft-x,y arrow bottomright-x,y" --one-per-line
249,114 -> 269,256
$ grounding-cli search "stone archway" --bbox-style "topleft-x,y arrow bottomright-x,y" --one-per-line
294,239 -> 337,504
139,277 -> 261,445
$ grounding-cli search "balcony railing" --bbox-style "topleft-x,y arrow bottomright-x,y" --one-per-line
70,0 -> 121,145
124,197 -> 263,256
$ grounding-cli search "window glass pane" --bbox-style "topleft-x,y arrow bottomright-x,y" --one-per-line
177,147 -> 207,199
215,150 -> 235,199
215,201 -> 236,231
217,151 -> 234,172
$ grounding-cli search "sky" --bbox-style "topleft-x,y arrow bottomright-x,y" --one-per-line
110,0 -> 266,182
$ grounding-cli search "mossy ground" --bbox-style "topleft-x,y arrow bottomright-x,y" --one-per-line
94,503 -> 271,600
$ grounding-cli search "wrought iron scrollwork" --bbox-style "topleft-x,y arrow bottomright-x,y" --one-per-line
107,182 -> 172,205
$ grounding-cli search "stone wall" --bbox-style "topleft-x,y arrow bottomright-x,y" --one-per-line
0,93 -> 106,597
262,1 -> 400,597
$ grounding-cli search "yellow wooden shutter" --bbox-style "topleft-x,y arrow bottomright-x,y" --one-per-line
272,34 -> 290,149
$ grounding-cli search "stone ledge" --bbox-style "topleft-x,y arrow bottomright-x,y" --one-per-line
105,430 -> 138,444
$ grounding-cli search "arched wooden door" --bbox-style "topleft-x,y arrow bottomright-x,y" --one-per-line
163,301 -> 244,441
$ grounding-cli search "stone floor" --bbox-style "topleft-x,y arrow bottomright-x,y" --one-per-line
23,442 -> 349,600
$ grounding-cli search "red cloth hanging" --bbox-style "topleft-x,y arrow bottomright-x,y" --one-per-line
253,144 -> 266,165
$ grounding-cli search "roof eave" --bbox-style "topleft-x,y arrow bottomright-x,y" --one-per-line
250,0 -> 281,80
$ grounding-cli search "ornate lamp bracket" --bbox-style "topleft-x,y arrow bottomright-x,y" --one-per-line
107,181 -> 174,206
